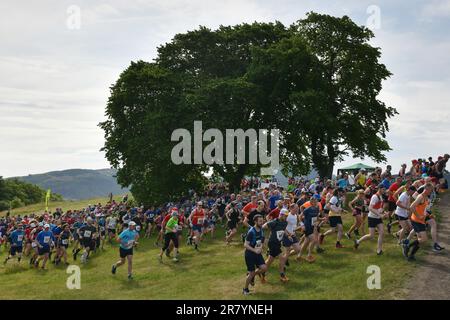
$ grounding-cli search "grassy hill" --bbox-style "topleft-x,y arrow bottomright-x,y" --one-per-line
0,195 -> 419,300
11,168 -> 129,200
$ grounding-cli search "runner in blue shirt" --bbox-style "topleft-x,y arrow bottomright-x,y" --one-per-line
4,224 -> 25,265
34,224 -> 55,269
111,221 -> 139,280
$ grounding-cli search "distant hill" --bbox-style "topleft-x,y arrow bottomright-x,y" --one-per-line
12,168 -> 129,200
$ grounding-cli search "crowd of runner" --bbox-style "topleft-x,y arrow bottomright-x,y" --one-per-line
0,154 -> 448,294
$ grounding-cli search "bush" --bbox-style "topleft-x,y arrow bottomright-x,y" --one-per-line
0,200 -> 10,211
11,197 -> 25,209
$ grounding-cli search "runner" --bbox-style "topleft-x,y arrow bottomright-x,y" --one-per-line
386,176 -> 403,233
4,223 -> 24,265
283,203 -> 302,257
297,197 -> 320,263
345,189 -> 365,239
112,221 -> 139,279
71,217 -> 83,259
402,183 -> 434,261
77,217 -> 97,264
320,188 -> 346,248
188,202 -> 206,251
159,210 -> 180,262
243,215 -> 267,295
262,209 -> 289,282
55,224 -> 71,265
34,224 -> 55,269
144,206 -> 156,238
225,201 -> 241,244
354,185 -> 389,255
393,186 -> 415,244
354,169 -> 367,190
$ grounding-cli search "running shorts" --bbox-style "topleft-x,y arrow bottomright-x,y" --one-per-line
119,247 -> 133,258
244,250 -> 265,272
411,221 -> 426,233
329,216 -> 343,227
368,217 -> 383,228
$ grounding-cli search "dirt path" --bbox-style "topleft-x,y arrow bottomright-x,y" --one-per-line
402,191 -> 450,300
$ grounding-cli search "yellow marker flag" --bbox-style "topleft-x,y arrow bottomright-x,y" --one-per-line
45,189 -> 51,211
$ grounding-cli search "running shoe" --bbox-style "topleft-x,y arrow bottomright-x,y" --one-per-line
387,223 -> 392,234
407,255 -> 416,262
345,232 -> 351,240
335,242 -> 344,249
376,250 -> 383,256
402,243 -> 409,258
316,247 -> 325,254
242,288 -> 251,295
111,264 -> 117,275
353,239 -> 359,250
280,274 -> 289,283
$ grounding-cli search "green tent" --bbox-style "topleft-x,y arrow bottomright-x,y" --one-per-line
337,163 -> 376,176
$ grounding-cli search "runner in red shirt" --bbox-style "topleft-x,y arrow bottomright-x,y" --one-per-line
188,202 -> 206,251
267,201 -> 283,221
386,176 -> 403,233
242,196 -> 257,217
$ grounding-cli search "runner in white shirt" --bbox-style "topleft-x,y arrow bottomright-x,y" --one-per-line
106,215 -> 118,243
354,185 -> 389,255
394,186 -> 416,243
282,204 -> 302,261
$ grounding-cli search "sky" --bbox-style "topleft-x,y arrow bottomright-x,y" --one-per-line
1,0 -> 449,178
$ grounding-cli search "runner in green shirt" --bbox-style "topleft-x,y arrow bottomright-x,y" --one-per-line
159,209 -> 180,262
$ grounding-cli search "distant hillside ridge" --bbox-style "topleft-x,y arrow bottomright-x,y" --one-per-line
12,168 -> 129,200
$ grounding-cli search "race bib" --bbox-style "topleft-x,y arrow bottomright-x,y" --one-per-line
197,218 -> 204,225
177,225 -> 183,231
43,236 -> 50,243
255,240 -> 262,249
127,240 -> 134,247
311,217 -> 318,225
17,235 -> 23,241
31,242 -> 37,248
84,230 -> 92,238
276,230 -> 284,241
62,239 -> 68,245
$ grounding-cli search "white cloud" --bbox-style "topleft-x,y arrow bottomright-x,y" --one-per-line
422,0 -> 450,18
1,0 -> 449,177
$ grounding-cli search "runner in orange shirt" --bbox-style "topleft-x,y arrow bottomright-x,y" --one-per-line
402,183 -> 434,261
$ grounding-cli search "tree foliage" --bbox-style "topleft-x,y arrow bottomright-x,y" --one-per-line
100,13 -> 397,204
0,176 -> 62,211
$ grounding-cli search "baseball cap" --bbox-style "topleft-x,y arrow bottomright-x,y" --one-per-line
279,208 -> 289,216
129,221 -> 136,226
313,194 -> 321,200
44,224 -> 50,229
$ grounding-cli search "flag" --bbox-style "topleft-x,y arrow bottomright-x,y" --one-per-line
45,189 -> 51,211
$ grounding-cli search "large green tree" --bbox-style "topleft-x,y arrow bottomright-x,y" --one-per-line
100,14 -> 397,204
293,12 -> 397,178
